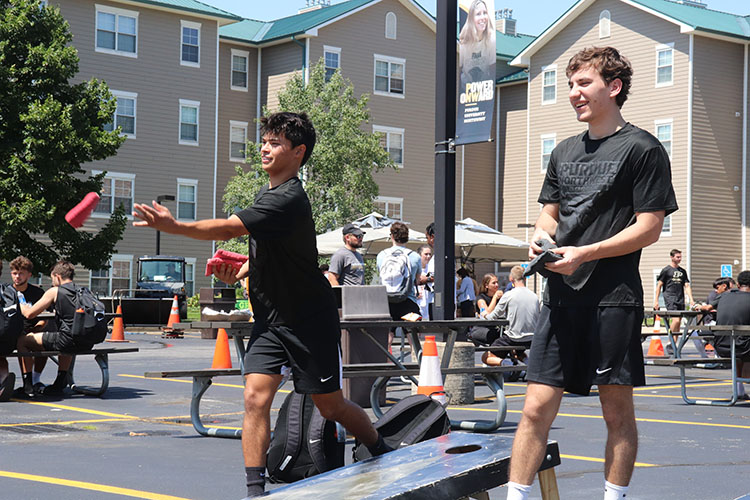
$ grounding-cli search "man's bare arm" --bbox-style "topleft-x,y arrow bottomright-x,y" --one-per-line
546,211 -> 665,276
654,281 -> 663,310
684,283 -> 694,306
529,204 -> 559,259
133,202 -> 247,241
327,272 -> 340,286
22,288 -> 57,319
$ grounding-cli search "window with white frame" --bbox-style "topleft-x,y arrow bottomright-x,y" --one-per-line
661,214 -> 672,236
180,20 -> 200,67
385,12 -> 397,39
656,43 -> 674,87
179,99 -> 199,145
599,10 -> 610,39
91,255 -> 132,297
104,90 -> 137,137
324,46 -> 341,82
374,125 -> 404,167
374,196 -> 403,220
542,65 -> 556,104
230,121 -> 248,161
93,172 -> 134,216
231,49 -> 248,91
374,55 -> 405,97
177,178 -> 197,221
184,258 -> 196,296
541,134 -> 555,172
655,119 -> 673,158
96,5 -> 138,56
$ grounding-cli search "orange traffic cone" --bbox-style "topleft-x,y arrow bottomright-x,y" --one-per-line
647,336 -> 665,357
211,328 -> 232,369
417,335 -> 446,404
653,314 -> 662,333
161,295 -> 183,338
107,304 -> 127,342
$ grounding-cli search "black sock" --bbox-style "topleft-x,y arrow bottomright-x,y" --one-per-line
22,373 -> 34,395
51,371 -> 68,388
245,467 -> 265,498
366,433 -> 393,456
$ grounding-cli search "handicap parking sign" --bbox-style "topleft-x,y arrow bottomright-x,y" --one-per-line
721,264 -> 732,278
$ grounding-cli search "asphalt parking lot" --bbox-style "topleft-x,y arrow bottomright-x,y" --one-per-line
1,329 -> 748,500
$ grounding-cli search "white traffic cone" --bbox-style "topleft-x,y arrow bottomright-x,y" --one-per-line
417,335 -> 447,405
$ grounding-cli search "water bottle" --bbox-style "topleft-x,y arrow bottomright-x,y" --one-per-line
72,308 -> 85,337
479,306 -> 486,318
17,292 -> 26,305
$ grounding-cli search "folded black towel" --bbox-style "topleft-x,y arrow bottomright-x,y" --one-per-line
523,240 -> 562,279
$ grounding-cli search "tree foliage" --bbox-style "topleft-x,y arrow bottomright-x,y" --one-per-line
222,60 -> 397,253
0,0 -> 126,272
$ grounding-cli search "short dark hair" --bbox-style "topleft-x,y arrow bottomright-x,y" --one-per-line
259,112 -> 316,167
425,222 -> 435,237
670,249 -> 681,257
390,222 -> 409,244
10,256 -> 33,273
566,46 -> 632,108
738,270 -> 750,288
713,277 -> 732,289
417,244 -> 432,256
50,260 -> 75,280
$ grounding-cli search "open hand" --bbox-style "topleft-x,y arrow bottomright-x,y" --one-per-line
132,201 -> 177,232
544,245 -> 589,275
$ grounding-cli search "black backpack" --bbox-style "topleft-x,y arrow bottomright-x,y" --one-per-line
70,286 -> 107,344
353,394 -> 450,462
0,284 -> 23,344
266,391 -> 344,483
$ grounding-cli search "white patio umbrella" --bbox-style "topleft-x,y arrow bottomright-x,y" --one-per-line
453,218 -> 529,263
316,212 -> 427,258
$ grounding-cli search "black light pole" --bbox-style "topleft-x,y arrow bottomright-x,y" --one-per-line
155,194 -> 175,255
434,0 -> 457,320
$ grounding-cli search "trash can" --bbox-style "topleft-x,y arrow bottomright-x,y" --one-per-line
199,287 -> 237,339
340,285 -> 390,408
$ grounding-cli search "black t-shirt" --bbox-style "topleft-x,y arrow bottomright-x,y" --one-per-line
538,123 -> 678,307
711,289 -> 750,324
657,265 -> 689,305
55,282 -> 77,335
235,177 -> 337,328
476,293 -> 492,314
18,284 -> 45,332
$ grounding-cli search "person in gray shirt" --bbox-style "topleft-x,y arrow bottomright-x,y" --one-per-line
328,223 -> 366,286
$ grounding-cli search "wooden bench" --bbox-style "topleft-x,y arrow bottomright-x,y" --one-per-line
145,361 -> 527,438
7,347 -> 139,397
263,432 -> 561,500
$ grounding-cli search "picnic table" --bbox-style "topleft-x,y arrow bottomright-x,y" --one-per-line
643,309 -> 705,358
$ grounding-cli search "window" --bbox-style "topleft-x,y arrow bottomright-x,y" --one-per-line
95,5 -> 138,57
373,125 -> 404,167
541,134 -> 555,172
104,90 -> 137,138
661,214 -> 672,236
374,55 -> 405,97
655,119 -> 673,158
180,20 -> 200,67
542,65 -> 556,104
324,46 -> 341,82
179,99 -> 199,145
599,10 -> 610,39
230,121 -> 248,161
184,258 -> 196,296
91,256 -> 132,297
385,12 -> 397,39
177,178 -> 197,221
656,43 -> 674,87
374,196 -> 403,220
231,49 -> 249,91
93,172 -> 135,216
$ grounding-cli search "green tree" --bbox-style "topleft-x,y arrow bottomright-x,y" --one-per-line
0,0 -> 126,271
221,60 -> 397,254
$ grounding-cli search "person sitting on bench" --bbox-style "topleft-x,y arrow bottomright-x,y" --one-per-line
17,260 -> 88,397
482,266 -> 538,366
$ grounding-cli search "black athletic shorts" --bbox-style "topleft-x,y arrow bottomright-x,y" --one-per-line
388,299 -> 420,321
664,299 -> 684,311
0,333 -> 21,356
243,312 -> 342,394
490,334 -> 532,357
525,305 -> 645,396
42,331 -> 94,353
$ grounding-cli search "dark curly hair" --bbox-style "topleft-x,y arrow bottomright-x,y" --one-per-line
566,46 -> 632,108
259,112 -> 316,166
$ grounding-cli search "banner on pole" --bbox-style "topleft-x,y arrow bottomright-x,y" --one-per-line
455,0 -> 496,146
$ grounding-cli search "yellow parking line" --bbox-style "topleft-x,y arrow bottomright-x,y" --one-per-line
0,470 -> 191,500
123,373 -> 293,393
10,400 -> 140,419
560,454 -> 657,467
0,418 -> 128,428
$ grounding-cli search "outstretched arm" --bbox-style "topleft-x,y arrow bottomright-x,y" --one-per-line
133,201 -> 248,241
22,288 -> 57,319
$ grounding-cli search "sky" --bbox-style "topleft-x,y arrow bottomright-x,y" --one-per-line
210,0 -> 749,35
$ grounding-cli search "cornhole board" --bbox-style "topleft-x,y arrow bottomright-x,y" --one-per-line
263,432 -> 561,500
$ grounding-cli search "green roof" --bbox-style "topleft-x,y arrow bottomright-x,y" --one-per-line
219,19 -> 267,43
496,31 -> 535,59
631,0 -> 750,39
130,0 -> 240,21
496,68 -> 527,84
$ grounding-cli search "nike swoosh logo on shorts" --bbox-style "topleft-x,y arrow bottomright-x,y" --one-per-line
596,367 -> 612,375
320,375 -> 333,383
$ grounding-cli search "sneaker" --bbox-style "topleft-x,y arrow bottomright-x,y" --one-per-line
13,384 -> 35,399
32,382 -> 46,393
665,344 -> 674,356
40,383 -> 65,395
0,373 -> 16,402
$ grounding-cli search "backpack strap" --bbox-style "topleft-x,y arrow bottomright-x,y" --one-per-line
397,400 -> 448,448
273,392 -> 306,475
306,407 -> 329,474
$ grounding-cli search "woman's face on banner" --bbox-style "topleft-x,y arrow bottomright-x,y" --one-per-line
473,2 -> 488,35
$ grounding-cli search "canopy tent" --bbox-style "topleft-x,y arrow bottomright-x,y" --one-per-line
453,218 -> 529,263
316,212 -> 427,258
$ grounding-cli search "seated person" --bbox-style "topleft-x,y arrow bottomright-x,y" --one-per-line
0,261 -> 19,402
711,270 -> 750,400
476,273 -> 502,317
17,261 -> 89,397
482,266 -> 539,367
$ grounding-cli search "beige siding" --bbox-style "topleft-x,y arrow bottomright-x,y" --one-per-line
217,41 -> 258,216
497,82 -> 529,243
58,0 -> 218,292
261,43 -> 302,112
308,0 -> 436,231
690,37 -> 744,299
524,0 -> 692,306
